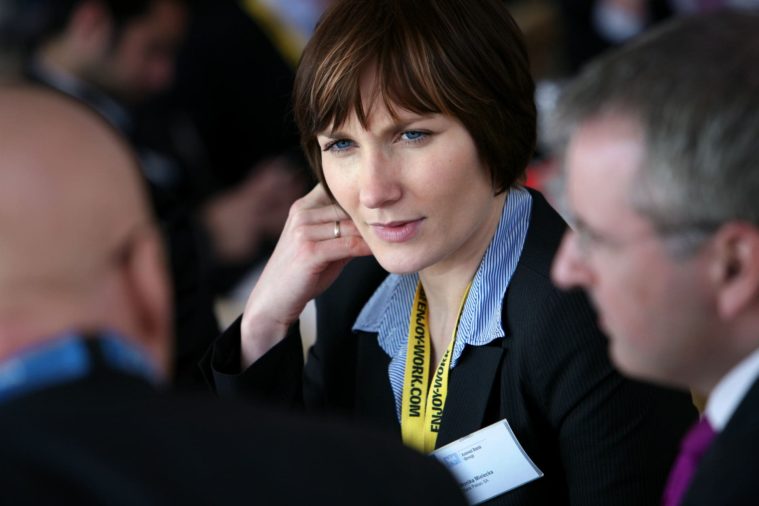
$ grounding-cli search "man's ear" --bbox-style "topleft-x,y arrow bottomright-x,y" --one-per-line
710,222 -> 759,320
122,226 -> 174,375
67,0 -> 113,56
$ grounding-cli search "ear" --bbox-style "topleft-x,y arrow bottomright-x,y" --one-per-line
710,222 -> 759,320
121,227 -> 174,376
67,0 -> 114,57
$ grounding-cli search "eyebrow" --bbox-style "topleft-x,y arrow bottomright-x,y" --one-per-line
569,214 -> 600,237
318,114 -> 437,140
569,214 -> 587,231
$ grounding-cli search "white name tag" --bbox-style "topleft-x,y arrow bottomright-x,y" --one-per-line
432,419 -> 543,505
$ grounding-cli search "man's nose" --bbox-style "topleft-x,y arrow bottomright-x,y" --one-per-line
552,230 -> 593,290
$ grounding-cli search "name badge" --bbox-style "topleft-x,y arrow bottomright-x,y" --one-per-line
432,419 -> 543,504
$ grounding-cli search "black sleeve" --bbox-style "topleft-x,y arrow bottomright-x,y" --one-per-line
199,258 -> 386,414
306,256 -> 389,413
199,316 -> 304,410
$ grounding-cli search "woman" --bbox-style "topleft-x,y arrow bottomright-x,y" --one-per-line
202,0 -> 696,503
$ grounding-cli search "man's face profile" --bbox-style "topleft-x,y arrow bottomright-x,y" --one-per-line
551,113 -> 717,389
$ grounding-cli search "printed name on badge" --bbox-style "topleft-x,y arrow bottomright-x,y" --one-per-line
432,419 -> 543,504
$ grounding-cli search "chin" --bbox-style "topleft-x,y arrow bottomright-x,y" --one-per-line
371,250 -> 428,276
611,356 -> 647,381
374,258 -> 419,276
609,342 -> 647,379
610,343 -> 676,387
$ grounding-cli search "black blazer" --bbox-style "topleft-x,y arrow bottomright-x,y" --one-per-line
682,376 -> 759,505
203,190 -> 698,505
0,353 -> 465,505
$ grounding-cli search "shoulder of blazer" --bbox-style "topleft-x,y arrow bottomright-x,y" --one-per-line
502,189 -> 600,356
517,188 -> 567,278
504,189 -> 572,323
683,376 -> 759,504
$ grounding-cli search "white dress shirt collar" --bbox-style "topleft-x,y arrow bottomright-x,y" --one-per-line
705,345 -> 759,431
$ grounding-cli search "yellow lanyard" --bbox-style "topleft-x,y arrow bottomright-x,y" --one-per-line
401,281 -> 472,453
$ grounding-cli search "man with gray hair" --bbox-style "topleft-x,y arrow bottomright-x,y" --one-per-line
551,10 -> 759,506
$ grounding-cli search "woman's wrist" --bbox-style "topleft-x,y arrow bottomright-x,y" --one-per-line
239,309 -> 292,368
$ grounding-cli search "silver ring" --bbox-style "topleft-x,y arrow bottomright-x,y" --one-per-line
333,221 -> 341,239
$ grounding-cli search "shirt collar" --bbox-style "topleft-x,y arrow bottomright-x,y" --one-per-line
705,345 -> 759,431
354,186 -> 532,367
0,331 -> 163,404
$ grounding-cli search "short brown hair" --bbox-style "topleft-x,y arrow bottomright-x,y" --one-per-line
292,0 -> 536,196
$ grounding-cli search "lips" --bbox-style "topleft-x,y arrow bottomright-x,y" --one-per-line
369,218 -> 424,243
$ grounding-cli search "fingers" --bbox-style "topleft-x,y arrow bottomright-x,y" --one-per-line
289,216 -> 362,244
279,183 -> 371,261
287,184 -> 356,236
308,232 -> 373,263
296,183 -> 340,209
293,203 -> 351,224
321,218 -> 361,241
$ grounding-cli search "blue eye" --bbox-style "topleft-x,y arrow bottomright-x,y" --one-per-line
324,139 -> 354,152
401,130 -> 427,142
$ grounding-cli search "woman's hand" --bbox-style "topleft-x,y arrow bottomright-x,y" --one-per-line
239,184 -> 371,367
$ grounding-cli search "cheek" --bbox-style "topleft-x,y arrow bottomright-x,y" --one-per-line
605,264 -> 692,343
590,261 -> 648,326
429,150 -> 471,181
412,157 -> 474,207
321,163 -> 355,212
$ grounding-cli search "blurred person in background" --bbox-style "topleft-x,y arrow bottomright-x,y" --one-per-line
551,10 -> 759,506
0,85 -> 467,506
7,0 -> 306,387
156,0 -> 313,295
555,0 -> 759,75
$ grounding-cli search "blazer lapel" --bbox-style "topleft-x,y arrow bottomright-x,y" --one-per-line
352,332 -> 506,447
435,343 -> 505,448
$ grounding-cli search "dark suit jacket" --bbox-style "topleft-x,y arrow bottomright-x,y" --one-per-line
202,190 -> 698,505
681,376 -> 759,505
0,344 -> 466,506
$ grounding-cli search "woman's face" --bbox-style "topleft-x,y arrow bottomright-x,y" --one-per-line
317,76 -> 505,277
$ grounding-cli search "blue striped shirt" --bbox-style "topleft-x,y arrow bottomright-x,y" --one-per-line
353,187 -> 532,419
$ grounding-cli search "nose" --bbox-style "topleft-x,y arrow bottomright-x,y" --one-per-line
358,148 -> 402,209
551,230 -> 593,290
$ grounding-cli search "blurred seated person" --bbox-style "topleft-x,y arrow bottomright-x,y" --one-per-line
0,85 -> 466,506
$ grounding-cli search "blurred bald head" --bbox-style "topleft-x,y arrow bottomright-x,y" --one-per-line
0,87 -> 147,284
0,86 -> 171,368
